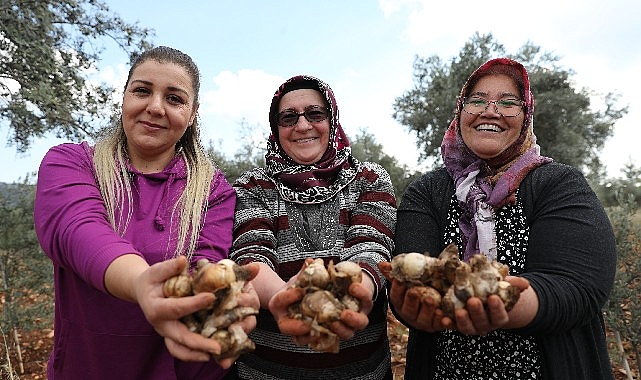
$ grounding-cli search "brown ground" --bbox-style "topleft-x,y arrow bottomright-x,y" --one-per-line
1,310 -> 637,379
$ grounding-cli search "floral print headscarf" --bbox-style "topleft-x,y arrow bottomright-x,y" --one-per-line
441,58 -> 553,261
265,75 -> 359,204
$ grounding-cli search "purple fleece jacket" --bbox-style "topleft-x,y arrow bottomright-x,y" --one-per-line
34,142 -> 236,380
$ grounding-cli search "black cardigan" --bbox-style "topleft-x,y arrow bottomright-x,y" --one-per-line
394,162 -> 616,380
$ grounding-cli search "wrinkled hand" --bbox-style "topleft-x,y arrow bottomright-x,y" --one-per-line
269,258 -> 323,341
267,257 -> 314,338
134,256 -> 222,361
217,263 -> 261,368
453,295 -> 506,335
378,261 -> 452,332
327,280 -> 373,340
270,259 -> 377,348
454,276 -> 530,336
269,286 -> 310,336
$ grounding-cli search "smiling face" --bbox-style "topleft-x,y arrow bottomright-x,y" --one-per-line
121,60 -> 198,171
459,74 -> 524,160
277,89 -> 331,165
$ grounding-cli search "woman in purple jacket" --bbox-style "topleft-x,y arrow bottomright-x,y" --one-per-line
34,46 -> 258,380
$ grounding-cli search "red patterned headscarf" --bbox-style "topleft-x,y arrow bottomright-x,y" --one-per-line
265,75 -> 359,204
441,58 -> 552,260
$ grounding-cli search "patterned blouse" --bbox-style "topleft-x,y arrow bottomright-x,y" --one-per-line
432,194 -> 542,379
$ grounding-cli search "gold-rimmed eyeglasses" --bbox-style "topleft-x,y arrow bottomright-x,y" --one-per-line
462,97 -> 524,117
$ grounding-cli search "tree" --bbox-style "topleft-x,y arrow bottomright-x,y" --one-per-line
603,193 -> 641,377
392,33 -> 627,174
350,129 -> 421,201
0,180 -> 50,330
0,179 -> 52,375
207,119 -> 266,184
597,161 -> 641,209
0,0 -> 154,152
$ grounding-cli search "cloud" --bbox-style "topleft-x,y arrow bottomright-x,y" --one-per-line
378,0 -> 416,18
97,63 -> 129,99
201,69 -> 283,125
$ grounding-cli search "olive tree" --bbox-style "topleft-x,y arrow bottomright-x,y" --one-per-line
392,33 -> 627,175
0,0 -> 153,152
604,193 -> 641,377
349,129 -> 421,201
0,180 -> 52,375
207,119 -> 267,184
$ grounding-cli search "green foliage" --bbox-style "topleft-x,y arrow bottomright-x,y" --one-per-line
604,194 -> 641,373
392,33 -> 628,174
0,180 -> 53,333
596,162 -> 641,209
0,0 -> 154,152
349,129 -> 421,201
207,119 -> 267,184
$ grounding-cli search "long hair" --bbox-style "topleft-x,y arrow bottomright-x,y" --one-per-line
93,46 -> 214,261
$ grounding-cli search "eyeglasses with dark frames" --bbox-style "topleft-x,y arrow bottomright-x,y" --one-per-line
462,97 -> 524,117
277,105 -> 329,127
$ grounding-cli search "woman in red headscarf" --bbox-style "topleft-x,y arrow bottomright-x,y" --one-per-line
229,75 -> 397,379
386,58 -> 616,379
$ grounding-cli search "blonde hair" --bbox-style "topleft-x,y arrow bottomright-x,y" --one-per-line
93,46 -> 214,261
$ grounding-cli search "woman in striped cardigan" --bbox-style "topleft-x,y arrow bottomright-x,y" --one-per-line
229,75 -> 397,379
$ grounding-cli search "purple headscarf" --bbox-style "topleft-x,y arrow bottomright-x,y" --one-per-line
441,58 -> 552,261
265,75 -> 359,204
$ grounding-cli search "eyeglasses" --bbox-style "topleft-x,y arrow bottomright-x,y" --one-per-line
277,105 -> 329,127
462,97 -> 524,117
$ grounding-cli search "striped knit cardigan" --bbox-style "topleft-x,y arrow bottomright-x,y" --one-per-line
230,161 -> 396,380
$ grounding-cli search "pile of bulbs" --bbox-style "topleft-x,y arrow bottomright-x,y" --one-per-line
388,244 -> 520,318
287,258 -> 363,353
163,259 -> 258,359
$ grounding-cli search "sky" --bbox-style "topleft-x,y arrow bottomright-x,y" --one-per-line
1,0 -> 640,183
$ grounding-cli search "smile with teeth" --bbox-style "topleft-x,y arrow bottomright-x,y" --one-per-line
295,137 -> 318,143
475,124 -> 503,132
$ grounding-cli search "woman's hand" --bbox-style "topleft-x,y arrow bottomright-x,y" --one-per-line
453,295 -> 507,335
269,258 -> 376,346
268,258 -> 320,340
131,256 -> 224,361
450,275 -> 532,336
391,278 -> 453,332
327,274 -> 374,340
378,261 -> 452,332
269,286 -> 311,337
